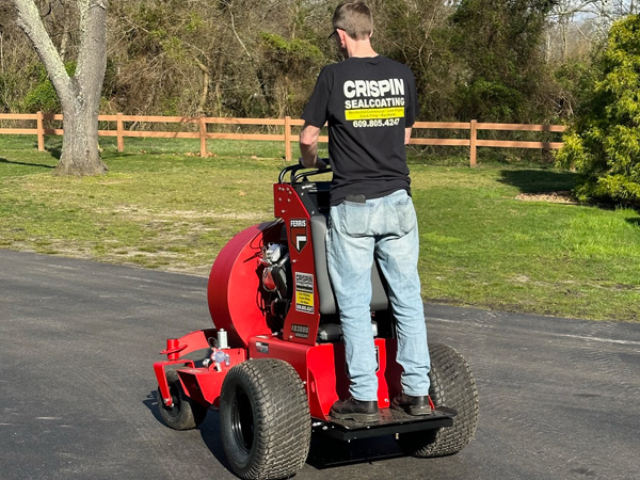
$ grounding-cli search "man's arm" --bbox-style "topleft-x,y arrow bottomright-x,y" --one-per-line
299,122 -> 326,168
405,127 -> 412,145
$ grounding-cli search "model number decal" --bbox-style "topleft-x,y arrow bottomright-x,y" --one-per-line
290,324 -> 309,339
295,272 -> 314,314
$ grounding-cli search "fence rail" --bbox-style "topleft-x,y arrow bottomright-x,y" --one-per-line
0,112 -> 566,167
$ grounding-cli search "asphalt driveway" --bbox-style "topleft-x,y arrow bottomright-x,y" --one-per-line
1,250 -> 639,480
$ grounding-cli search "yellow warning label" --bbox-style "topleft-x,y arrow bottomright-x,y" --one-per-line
345,107 -> 405,121
296,291 -> 314,307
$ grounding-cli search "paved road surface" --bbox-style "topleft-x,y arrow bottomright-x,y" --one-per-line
1,250 -> 639,480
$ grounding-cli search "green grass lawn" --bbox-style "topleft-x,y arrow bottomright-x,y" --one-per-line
1,135 -> 639,321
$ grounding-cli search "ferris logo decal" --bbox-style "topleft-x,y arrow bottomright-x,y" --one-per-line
289,219 -> 307,253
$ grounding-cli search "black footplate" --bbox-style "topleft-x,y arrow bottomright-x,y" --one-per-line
315,407 -> 457,441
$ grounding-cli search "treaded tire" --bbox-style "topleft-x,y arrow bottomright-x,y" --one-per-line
220,359 -> 311,480
397,343 -> 479,457
157,370 -> 208,430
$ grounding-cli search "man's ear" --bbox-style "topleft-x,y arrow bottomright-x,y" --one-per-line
338,29 -> 348,47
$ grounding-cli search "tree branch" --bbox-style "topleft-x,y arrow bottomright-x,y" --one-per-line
76,0 -> 109,108
14,0 -> 71,97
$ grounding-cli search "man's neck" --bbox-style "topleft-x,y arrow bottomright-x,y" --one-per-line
344,39 -> 377,59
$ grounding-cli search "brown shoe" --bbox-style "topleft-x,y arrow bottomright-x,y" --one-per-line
330,397 -> 379,422
391,393 -> 433,416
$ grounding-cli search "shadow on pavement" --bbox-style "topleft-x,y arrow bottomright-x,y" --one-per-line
142,391 -> 233,471
143,389 -> 411,473
199,413 -> 234,472
307,434 -> 405,469
142,391 -> 164,424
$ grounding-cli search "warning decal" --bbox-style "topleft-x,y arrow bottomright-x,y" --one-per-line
295,272 -> 314,314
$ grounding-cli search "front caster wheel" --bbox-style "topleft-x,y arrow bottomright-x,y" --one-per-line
220,359 -> 311,480
157,369 -> 208,430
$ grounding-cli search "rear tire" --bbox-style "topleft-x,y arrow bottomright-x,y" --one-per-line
157,369 -> 208,430
220,359 -> 311,480
397,343 -> 479,457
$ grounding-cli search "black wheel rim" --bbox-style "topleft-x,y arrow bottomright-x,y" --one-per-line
231,388 -> 255,453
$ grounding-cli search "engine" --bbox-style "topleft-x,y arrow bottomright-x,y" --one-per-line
260,243 -> 291,331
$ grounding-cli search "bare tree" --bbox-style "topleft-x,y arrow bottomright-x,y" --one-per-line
546,0 -> 637,63
13,0 -> 108,175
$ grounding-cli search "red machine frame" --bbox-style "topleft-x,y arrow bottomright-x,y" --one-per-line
152,165 -> 479,480
154,166 -> 442,421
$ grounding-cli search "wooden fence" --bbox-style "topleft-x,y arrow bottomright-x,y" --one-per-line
0,112 -> 566,167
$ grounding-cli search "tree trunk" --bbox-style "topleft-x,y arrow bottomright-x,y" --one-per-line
56,80 -> 106,175
194,59 -> 210,115
14,0 -> 109,176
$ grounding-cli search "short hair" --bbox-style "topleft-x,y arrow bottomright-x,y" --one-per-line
332,1 -> 373,40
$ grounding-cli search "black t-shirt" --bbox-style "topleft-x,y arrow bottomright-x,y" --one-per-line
301,55 -> 418,206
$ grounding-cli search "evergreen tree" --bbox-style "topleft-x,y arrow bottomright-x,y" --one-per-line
557,15 -> 640,206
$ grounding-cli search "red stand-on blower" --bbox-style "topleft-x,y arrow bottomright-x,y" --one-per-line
154,165 -> 479,480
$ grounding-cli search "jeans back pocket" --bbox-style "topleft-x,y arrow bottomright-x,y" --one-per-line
395,192 -> 418,235
339,201 -> 371,237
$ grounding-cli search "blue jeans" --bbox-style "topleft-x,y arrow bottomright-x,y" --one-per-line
327,189 -> 431,401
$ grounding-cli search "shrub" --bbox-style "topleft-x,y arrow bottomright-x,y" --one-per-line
22,62 -> 77,113
556,15 -> 640,206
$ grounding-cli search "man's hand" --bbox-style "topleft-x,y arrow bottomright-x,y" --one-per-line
299,122 -> 322,167
298,156 -> 329,170
317,157 -> 329,170
405,127 -> 413,145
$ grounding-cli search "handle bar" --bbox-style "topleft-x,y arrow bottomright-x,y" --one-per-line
278,164 -> 331,184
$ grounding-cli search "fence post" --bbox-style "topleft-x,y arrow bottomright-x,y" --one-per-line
199,116 -> 207,157
470,119 -> 477,167
36,111 -> 45,152
116,112 -> 124,152
284,115 -> 292,162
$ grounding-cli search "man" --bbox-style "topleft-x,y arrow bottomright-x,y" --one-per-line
299,1 -> 431,422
